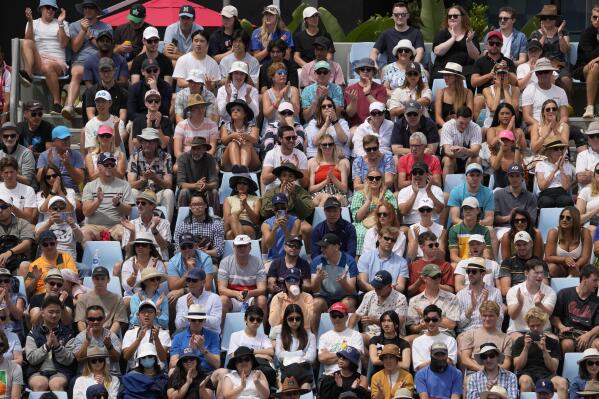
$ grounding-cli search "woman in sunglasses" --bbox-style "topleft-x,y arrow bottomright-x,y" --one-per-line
305,96 -> 350,159
262,62 -> 300,129
274,305 -> 316,389
388,62 -> 432,120
530,99 -> 570,154
216,61 -> 259,126
571,348 -> 599,399
351,134 -> 395,191
363,202 -> 407,259
307,133 -> 349,207
167,348 -> 212,399
431,5 -> 480,81
73,347 -> 119,399
129,268 -> 168,329
222,346 -> 270,399
576,163 -> 599,239
382,39 -> 424,94
84,125 -> 126,180
224,167 -> 261,240
0,330 -> 22,398
536,137 -> 574,208
434,62 -> 473,127
486,103 -> 526,152
28,269 -> 73,328
220,99 -> 260,172
545,206 -> 592,277
120,343 -> 167,399
406,197 -> 447,260
352,102 -> 394,157
351,167 -> 398,256
36,164 -> 76,221
488,130 -> 522,189
121,232 -> 166,306
500,209 -> 544,261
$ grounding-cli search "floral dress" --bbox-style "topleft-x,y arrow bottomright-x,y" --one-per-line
350,190 -> 398,255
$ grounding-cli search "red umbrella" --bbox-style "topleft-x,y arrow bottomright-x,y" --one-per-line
102,0 -> 223,27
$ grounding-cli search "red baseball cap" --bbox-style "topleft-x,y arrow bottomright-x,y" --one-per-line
488,31 -> 503,42
329,302 -> 348,314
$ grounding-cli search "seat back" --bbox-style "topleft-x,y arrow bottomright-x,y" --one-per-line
563,352 -> 583,383
82,241 -> 124,273
221,312 -> 264,352
550,277 -> 579,293
219,172 -> 260,204
15,276 -> 26,301
83,276 -> 123,297
569,42 -> 578,66
431,78 -> 467,103
348,42 -> 386,79
312,207 -> 352,227
27,393 -> 68,399
538,208 -> 564,242
443,174 -> 465,193
223,239 -> 262,259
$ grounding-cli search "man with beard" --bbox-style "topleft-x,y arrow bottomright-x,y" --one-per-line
415,342 -> 463,399
16,102 -> 54,157
176,136 -> 218,209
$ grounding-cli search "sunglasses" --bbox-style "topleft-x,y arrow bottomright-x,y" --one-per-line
47,280 -> 62,287
367,175 -> 382,181
535,70 -> 552,75
358,67 -> 374,72
136,201 -> 148,206
134,243 -> 150,248
182,357 -> 196,363
479,352 -> 497,360
586,361 -> 599,366
412,170 -> 425,176
145,68 -> 159,74
30,111 -> 43,117
447,14 -> 462,19
186,278 -> 199,283
514,218 -> 527,224
89,358 -> 105,364
146,99 -> 160,105
393,12 -> 408,17
98,134 -> 112,139
590,134 -> 599,140
466,269 -> 480,275
275,69 -> 288,75
0,204 -> 11,210
330,312 -> 345,319
419,208 -> 433,213
285,242 -> 301,249
406,112 -> 418,117
50,204 -> 66,211
321,103 -> 334,109
0,316 -> 6,321
406,71 -> 420,77
560,215 -> 572,221
146,39 -> 159,44
283,135 -> 297,141
423,317 -> 439,323
87,316 -> 104,322
248,316 -> 263,323
396,48 -> 412,54
382,236 -> 397,243
430,274 -> 441,280
320,142 -> 334,148
279,110 -> 294,116
488,41 -> 502,47
42,241 -> 56,248
2,134 -> 16,140
0,279 -> 10,284
364,146 -> 379,153
238,356 -> 253,363
46,174 -> 59,180
148,277 -> 162,282
544,107 -> 557,112
498,16 -> 512,21
427,243 -> 439,248
287,316 -> 302,323
101,163 -> 116,168
315,69 -> 329,75
181,243 -> 194,250
377,212 -> 388,217
370,111 -> 384,117
189,319 -> 203,323
540,15 -> 557,20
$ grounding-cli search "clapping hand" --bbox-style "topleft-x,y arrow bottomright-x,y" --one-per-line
57,8 -> 66,24
25,7 -> 33,21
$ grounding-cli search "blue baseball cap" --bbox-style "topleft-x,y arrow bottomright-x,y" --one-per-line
337,346 -> 360,367
187,267 -> 206,280
52,125 -> 71,140
536,379 -> 554,394
284,268 -> 302,283
39,0 -> 58,9
273,193 -> 288,205
39,230 -> 57,243
179,4 -> 195,18
86,384 -> 109,399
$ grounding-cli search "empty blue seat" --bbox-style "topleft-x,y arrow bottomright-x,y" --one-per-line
83,276 -> 123,297
443,174 -> 465,193
550,277 -> 579,293
563,352 -> 583,383
27,392 -> 68,399
538,208 -> 564,243
221,312 -> 264,353
520,393 -> 557,399
82,241 -> 123,273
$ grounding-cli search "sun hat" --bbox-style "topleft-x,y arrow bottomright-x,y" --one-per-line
273,163 -> 304,179
229,171 -> 258,193
439,62 -> 464,78
136,189 -> 157,205
480,385 -> 509,399
534,58 -> 558,73
336,346 -> 360,367
130,231 -> 158,251
226,99 -> 254,121
185,304 -> 208,320
392,39 -> 416,56
85,346 -> 108,361
134,268 -> 167,288
274,376 -> 311,397
474,343 -> 505,364
226,346 -> 258,369
577,348 -> 599,364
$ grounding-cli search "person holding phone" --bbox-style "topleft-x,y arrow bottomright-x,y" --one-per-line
261,193 -> 301,261
163,5 -> 204,64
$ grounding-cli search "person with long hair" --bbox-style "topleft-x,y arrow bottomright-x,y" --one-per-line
120,343 -> 168,399
351,168 -> 398,256
221,346 -> 270,399
576,163 -> 599,238
36,164 -> 76,220
274,304 -> 316,389
292,7 -> 333,66
224,169 -> 261,240
500,209 -> 544,261
545,206 -> 592,277
382,39 -> 426,94
481,65 -> 520,130
388,62 -> 432,119
84,125 -> 126,180
431,5 -> 480,80
220,99 -> 260,172
530,99 -> 570,154
489,130 -> 522,189
216,61 -> 259,125
250,5 -> 293,63
174,94 -> 218,159
352,134 -> 396,191
262,62 -> 301,129
73,347 -> 119,399
369,311 -> 411,375
218,29 -> 260,85
167,348 -> 212,399
0,305 -> 22,365
0,329 -> 22,399
318,346 -> 369,399
536,137 -> 574,208
406,198 -> 447,260
570,348 -> 599,399
209,5 -> 242,62
370,344 -> 415,399
129,268 -> 168,329
305,96 -> 350,159
486,103 -> 526,150
434,62 -> 474,127
362,202 -> 406,258
173,192 -> 225,259
308,133 -> 349,207
352,102 -> 394,158
121,232 -> 166,305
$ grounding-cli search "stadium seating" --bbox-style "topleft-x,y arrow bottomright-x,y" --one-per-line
312,206 -> 352,226
82,241 -> 124,274
563,352 -> 584,383
27,392 -> 68,399
520,393 -> 557,399
443,174 -> 465,193
538,208 -> 564,243
219,171 -> 260,204
83,276 -> 123,298
223,239 -> 262,259
221,312 -> 264,353
347,42 -> 387,80
550,277 -> 579,292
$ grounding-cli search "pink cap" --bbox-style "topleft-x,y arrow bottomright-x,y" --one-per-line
98,125 -> 114,136
498,130 -> 515,142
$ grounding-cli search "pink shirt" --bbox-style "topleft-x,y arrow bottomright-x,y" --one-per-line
343,82 -> 388,127
299,60 -> 345,88
174,118 -> 218,153
397,153 -> 442,179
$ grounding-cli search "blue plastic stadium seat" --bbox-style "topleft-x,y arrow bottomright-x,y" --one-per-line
431,78 -> 467,102
219,172 -> 260,204
564,352 -> 584,383
223,239 -> 262,259
443,174 -> 465,193
221,312 -> 264,353
27,392 -> 68,399
348,42 -> 386,79
538,208 -> 564,243
520,393 -> 557,399
312,206 -> 352,227
82,241 -> 123,273
83,276 -> 123,298
550,277 -> 579,293
15,276 -> 27,303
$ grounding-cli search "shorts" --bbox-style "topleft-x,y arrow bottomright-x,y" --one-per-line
37,55 -> 68,76
29,371 -> 68,381
81,224 -> 124,240
517,370 -> 554,383
313,293 -> 358,308
440,147 -> 468,173
230,296 -> 255,312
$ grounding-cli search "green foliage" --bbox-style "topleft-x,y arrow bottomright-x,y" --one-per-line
318,7 -> 346,42
287,3 -> 307,34
240,19 -> 254,37
469,3 -> 492,41
406,0 -> 422,29
345,15 -> 394,42
521,15 -> 540,37
420,0 -> 446,42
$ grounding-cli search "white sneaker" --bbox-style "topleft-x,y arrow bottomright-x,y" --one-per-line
583,105 -> 594,118
61,105 -> 74,120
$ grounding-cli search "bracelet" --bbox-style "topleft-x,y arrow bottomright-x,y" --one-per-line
364,92 -> 371,97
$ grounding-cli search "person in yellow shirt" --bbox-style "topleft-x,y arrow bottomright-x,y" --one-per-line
371,344 -> 414,399
24,230 -> 78,296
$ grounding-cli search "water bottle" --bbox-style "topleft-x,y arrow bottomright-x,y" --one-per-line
92,249 -> 100,270
241,301 -> 249,313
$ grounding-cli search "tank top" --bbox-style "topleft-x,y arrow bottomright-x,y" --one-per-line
225,371 -> 261,399
226,195 -> 260,223
493,167 -> 509,189
314,164 -> 342,184
483,86 -> 511,128
555,238 -> 583,259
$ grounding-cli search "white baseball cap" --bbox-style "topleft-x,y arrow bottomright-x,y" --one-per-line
514,231 -> 532,243
468,234 -> 485,243
221,5 -> 238,18
278,102 -> 294,113
303,6 -> 319,19
136,342 -> 157,359
0,195 -> 12,205
143,26 -> 159,40
233,234 -> 252,246
94,90 -> 112,101
462,197 -> 480,208
48,196 -> 67,207
369,102 -> 385,113
416,197 -> 434,209
229,61 -> 249,75
186,69 -> 205,84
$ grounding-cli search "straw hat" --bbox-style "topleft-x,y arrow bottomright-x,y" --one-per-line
439,62 -> 464,78
134,268 -> 167,287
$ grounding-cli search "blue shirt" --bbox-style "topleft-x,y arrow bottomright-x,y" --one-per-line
250,28 -> 293,64
351,152 -> 396,183
264,215 -> 298,259
129,290 -> 169,329
300,83 -> 344,110
167,249 -> 214,277
69,20 -> 113,64
163,22 -> 204,55
484,28 -> 528,61
170,327 -> 220,371
357,249 -> 409,283
311,252 -> 358,300
83,52 -> 129,84
37,148 -> 84,192
311,219 -> 357,258
448,182 -> 495,213
415,365 -> 463,399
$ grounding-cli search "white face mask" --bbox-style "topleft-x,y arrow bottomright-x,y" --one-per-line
288,285 -> 300,296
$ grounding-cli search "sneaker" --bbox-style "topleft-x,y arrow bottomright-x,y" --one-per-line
583,105 -> 594,118
50,103 -> 61,115
18,70 -> 32,87
61,105 -> 74,120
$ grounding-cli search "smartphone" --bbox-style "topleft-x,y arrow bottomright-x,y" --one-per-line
276,210 -> 286,219
171,38 -> 178,46
530,332 -> 542,342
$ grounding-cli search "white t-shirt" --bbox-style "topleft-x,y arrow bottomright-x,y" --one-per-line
215,83 -> 259,123
409,222 -> 444,258
506,282 -> 556,333
304,119 -> 351,158
34,220 -> 79,259
27,19 -> 70,62
575,148 -> 599,186
84,116 -> 125,149
535,160 -> 574,189
362,227 -> 407,258
262,146 -> 308,191
351,118 -> 394,157
454,258 -> 500,287
0,182 -> 36,210
219,53 -> 261,85
121,327 -> 172,371
521,83 -> 568,121
411,333 -> 458,369
318,328 -> 363,375
578,186 -> 599,224
227,330 -> 273,361
397,185 -> 444,225
172,52 -> 222,82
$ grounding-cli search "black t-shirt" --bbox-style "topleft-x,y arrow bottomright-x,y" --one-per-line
130,53 -> 174,80
266,256 -> 311,291
258,59 -> 299,91
432,29 -> 480,79
553,286 -> 599,331
16,120 -> 54,154
292,30 -> 335,63
167,373 -> 206,399
391,116 -> 439,148
499,255 -> 548,286
208,28 -> 234,57
113,22 -> 150,62
30,293 -> 74,310
82,83 -> 129,124
374,26 -> 425,65
368,334 -> 410,374
575,26 -> 599,73
132,114 -> 174,139
512,334 -> 560,377
472,54 -> 516,90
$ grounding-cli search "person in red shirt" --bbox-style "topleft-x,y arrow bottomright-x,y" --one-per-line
407,231 -> 454,297
344,58 -> 387,128
396,131 -> 442,189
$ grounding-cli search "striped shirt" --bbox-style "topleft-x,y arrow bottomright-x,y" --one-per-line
440,119 -> 482,154
456,283 -> 505,333
466,368 -> 519,399
217,254 -> 266,291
